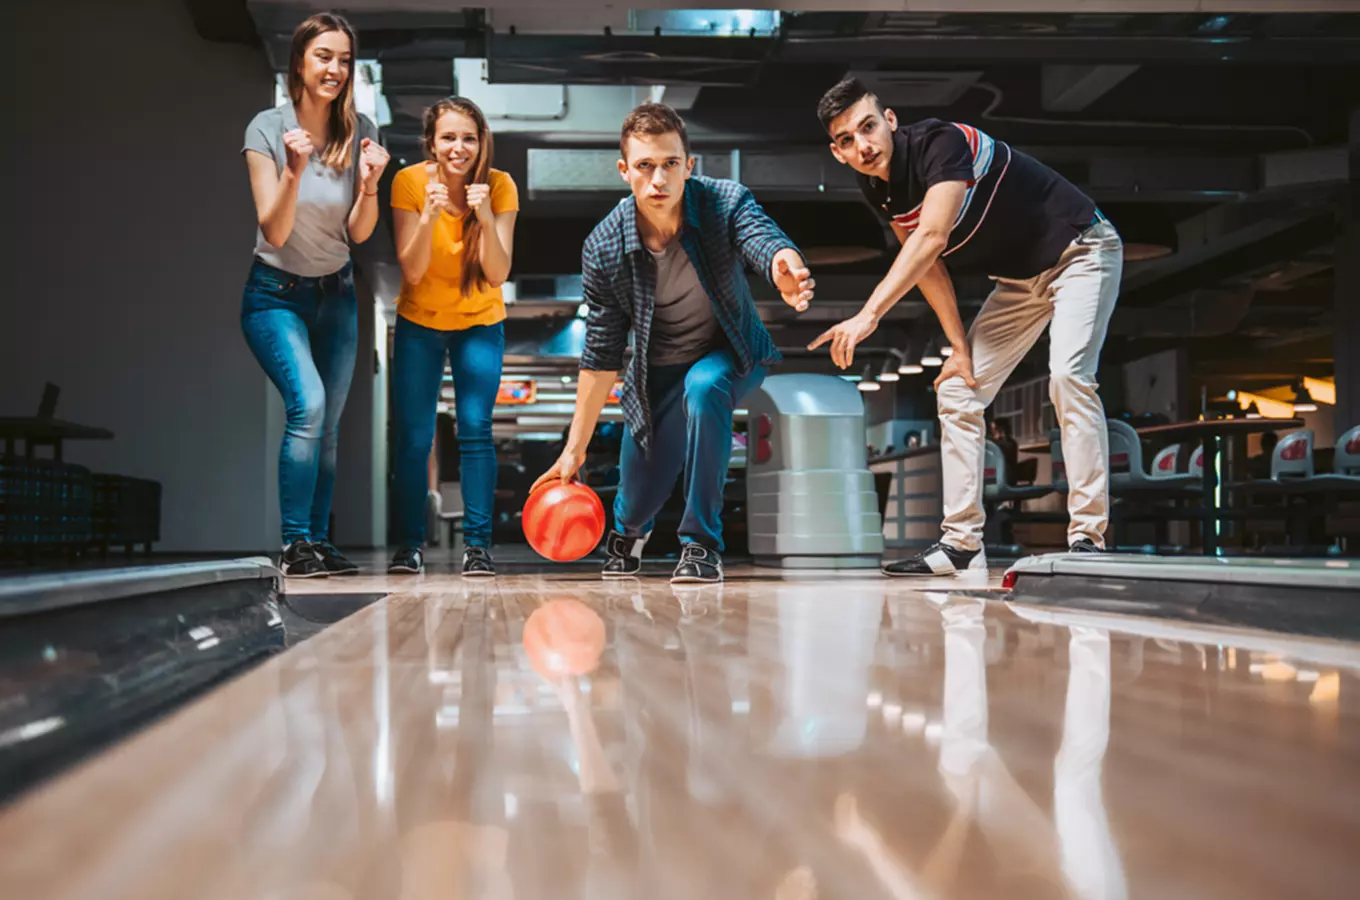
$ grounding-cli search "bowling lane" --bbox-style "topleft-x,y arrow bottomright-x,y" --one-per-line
2,574 -> 1357,900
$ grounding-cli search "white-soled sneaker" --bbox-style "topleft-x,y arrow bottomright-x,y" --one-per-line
882,542 -> 986,577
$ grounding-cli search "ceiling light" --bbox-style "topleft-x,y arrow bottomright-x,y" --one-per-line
920,353 -> 943,367
940,346 -> 954,358
857,363 -> 880,391
898,363 -> 924,375
878,357 -> 900,382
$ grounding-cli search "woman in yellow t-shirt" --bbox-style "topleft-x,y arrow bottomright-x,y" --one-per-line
388,97 -> 519,576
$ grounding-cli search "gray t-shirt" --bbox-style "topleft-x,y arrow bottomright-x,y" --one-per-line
648,239 -> 720,366
243,103 -> 380,277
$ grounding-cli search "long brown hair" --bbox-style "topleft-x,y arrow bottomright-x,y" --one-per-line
287,13 -> 358,171
423,97 -> 495,295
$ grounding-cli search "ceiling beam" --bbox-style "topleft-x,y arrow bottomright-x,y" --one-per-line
1041,64 -> 1140,113
1119,206 -> 1337,306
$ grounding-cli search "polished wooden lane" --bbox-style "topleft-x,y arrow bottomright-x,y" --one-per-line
2,572 -> 1357,900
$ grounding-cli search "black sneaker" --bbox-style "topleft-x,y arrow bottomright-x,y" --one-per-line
1069,538 -> 1103,554
388,546 -> 424,575
882,542 -> 985,577
671,543 -> 723,584
462,546 -> 496,578
280,540 -> 327,578
602,531 -> 648,579
313,540 -> 360,575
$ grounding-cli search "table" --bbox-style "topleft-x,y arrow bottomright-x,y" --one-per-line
0,418 -> 114,461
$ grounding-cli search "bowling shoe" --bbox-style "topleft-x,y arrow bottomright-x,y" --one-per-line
388,546 -> 425,575
602,531 -> 648,579
279,539 -> 328,578
671,543 -> 723,584
1069,538 -> 1102,553
313,540 -> 360,575
462,546 -> 496,577
881,541 -> 985,577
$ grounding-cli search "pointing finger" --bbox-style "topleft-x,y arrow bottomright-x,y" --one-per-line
808,328 -> 834,351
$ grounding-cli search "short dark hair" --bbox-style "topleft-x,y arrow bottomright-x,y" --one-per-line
817,77 -> 881,133
620,102 -> 690,159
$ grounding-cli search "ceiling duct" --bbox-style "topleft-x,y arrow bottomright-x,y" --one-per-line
849,70 -> 984,109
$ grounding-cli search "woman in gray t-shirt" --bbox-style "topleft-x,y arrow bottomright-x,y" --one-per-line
239,12 -> 389,578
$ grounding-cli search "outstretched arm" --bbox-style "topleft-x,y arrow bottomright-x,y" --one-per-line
729,185 -> 815,311
809,180 -> 967,369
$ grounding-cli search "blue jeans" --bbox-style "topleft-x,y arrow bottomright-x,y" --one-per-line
241,258 -> 358,544
616,347 -> 764,552
392,316 -> 504,548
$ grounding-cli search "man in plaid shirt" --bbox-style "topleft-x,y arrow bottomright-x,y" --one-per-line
531,103 -> 814,584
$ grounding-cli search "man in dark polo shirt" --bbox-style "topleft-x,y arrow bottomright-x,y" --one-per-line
532,103 -> 813,584
811,77 -> 1123,577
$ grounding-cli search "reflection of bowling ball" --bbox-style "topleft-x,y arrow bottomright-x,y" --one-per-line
522,481 -> 605,562
523,599 -> 606,678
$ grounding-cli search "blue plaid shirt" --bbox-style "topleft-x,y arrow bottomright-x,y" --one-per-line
579,175 -> 800,453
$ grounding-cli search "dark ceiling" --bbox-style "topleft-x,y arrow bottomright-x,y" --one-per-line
196,3 -> 1360,394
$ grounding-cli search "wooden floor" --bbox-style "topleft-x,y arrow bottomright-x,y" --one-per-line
2,557 -> 1358,900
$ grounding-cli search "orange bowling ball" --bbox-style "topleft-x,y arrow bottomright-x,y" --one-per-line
522,599 -> 606,678
521,480 -> 606,562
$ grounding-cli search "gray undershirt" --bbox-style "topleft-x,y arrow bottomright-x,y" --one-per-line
647,239 -> 720,366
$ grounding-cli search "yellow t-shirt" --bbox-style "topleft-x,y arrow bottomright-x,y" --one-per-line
391,164 -> 519,331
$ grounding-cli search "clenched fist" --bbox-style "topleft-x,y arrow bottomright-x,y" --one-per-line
282,128 -> 314,176
466,183 -> 493,223
422,162 -> 452,221
358,137 -> 390,192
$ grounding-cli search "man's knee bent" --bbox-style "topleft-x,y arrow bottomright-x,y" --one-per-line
1048,369 -> 1100,405
936,378 -> 984,418
683,366 -> 734,413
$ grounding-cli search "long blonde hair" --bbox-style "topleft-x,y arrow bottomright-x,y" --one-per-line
287,13 -> 358,171
423,97 -> 496,295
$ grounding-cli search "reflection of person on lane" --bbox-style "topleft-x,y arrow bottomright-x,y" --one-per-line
524,598 -> 638,900
835,596 -> 1126,900
1054,626 -> 1127,900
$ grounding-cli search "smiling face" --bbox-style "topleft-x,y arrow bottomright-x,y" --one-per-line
431,109 -> 482,180
827,95 -> 897,181
618,130 -> 693,216
297,28 -> 352,104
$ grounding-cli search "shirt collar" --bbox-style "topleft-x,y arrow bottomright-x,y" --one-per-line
887,124 -> 910,187
682,180 -> 702,231
863,125 -> 910,199
624,187 -> 695,255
